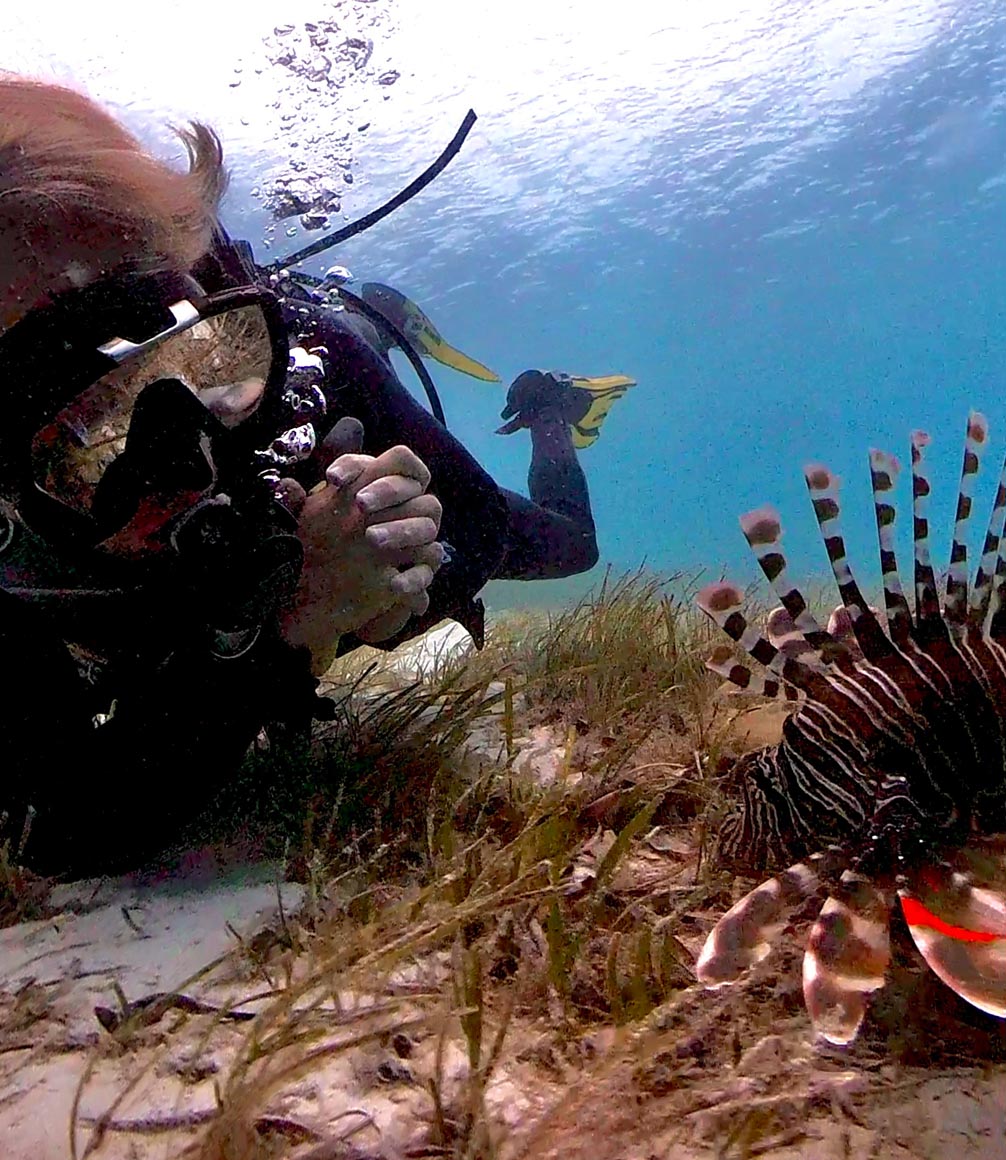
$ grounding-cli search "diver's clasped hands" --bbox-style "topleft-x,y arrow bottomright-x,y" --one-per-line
324,443 -> 445,637
279,423 -> 444,674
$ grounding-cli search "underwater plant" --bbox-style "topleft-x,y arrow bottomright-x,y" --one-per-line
694,413 -> 1006,1045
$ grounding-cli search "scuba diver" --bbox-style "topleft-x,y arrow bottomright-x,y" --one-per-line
0,77 -> 446,877
354,278 -> 636,452
0,76 -> 634,879
322,269 -> 635,453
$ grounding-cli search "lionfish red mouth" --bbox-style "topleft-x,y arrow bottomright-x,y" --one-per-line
694,412 -> 1006,1045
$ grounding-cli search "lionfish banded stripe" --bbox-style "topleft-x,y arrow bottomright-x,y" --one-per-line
970,451 -> 1006,630
869,448 -> 913,644
944,413 -> 988,629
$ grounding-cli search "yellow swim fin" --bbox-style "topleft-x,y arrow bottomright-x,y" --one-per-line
360,282 -> 501,383
567,374 -> 637,448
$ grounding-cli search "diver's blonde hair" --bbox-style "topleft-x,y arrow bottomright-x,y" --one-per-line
0,75 -> 227,285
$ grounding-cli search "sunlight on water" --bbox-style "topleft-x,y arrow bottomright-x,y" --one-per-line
5,0 -> 1005,591
7,1 -> 955,243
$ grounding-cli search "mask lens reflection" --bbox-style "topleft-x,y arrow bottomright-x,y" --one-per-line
30,304 -> 273,514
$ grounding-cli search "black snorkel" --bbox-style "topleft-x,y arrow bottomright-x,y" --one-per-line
266,110 -> 477,272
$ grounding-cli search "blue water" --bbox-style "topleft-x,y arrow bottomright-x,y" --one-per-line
10,0 -> 1006,606
229,1 -> 1006,603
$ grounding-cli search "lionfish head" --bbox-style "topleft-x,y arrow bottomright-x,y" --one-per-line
694,413 -> 1006,1045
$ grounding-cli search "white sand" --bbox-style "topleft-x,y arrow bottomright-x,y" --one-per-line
0,865 -> 303,1159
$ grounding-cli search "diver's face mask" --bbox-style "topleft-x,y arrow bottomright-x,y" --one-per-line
0,270 -> 292,554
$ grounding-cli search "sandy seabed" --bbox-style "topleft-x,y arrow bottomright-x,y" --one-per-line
3,621 -> 1006,1160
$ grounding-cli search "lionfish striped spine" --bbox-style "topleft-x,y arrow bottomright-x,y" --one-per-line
695,413 -> 1006,1045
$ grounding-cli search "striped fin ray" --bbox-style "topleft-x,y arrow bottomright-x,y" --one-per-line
804,464 -> 893,663
739,507 -> 843,668
766,607 -> 818,660
696,582 -> 840,699
802,872 -> 891,1045
696,583 -> 782,672
910,429 -> 945,633
899,862 -> 1006,1017
869,448 -> 914,645
944,412 -> 988,632
705,644 -> 801,701
987,467 -> 1006,638
695,849 -> 845,986
990,544 -> 1006,640
969,448 -> 1006,631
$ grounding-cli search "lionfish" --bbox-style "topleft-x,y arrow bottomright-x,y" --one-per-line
694,413 -> 1006,1046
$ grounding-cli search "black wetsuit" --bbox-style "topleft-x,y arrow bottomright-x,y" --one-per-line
1,588 -> 308,878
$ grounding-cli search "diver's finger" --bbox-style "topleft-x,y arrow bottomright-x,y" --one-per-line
275,477 -> 307,517
366,522 -> 444,560
322,416 -> 365,459
355,475 -> 426,515
363,493 -> 442,530
390,563 -> 435,599
353,445 -> 432,492
366,517 -> 441,553
402,589 -> 431,617
355,602 -> 416,644
325,453 -> 375,491
415,541 -> 447,573
496,416 -> 526,436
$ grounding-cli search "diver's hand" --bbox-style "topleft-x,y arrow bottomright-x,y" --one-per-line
280,443 -> 444,673
497,370 -> 589,435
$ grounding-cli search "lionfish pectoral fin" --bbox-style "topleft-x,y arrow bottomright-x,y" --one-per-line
899,865 -> 1006,1018
802,874 -> 891,1046
696,858 -> 827,987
